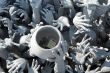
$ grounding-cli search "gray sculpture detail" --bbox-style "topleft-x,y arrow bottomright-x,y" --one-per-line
0,0 -> 110,73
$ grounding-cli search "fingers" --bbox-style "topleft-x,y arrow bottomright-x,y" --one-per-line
11,11 -> 17,16
36,65 -> 40,70
31,59 -> 40,71
32,59 -> 35,67
76,12 -> 83,16
80,25 -> 89,31
60,24 -> 63,31
34,60 -> 38,69
82,34 -> 88,42
10,11 -> 19,20
84,43 -> 90,49
82,37 -> 91,45
79,15 -> 86,19
12,65 -> 20,73
41,8 -> 48,14
80,23 -> 92,27
8,64 -> 17,73
7,63 -> 14,69
20,13 -> 24,18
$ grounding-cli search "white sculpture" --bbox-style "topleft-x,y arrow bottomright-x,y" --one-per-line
53,16 -> 70,31
29,25 -> 65,60
7,58 -> 28,73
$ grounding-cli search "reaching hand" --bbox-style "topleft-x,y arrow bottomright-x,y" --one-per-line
53,16 -> 70,31
28,59 -> 40,73
73,12 -> 92,34
41,8 -> 54,25
41,61 -> 54,73
7,58 -> 27,73
9,7 -> 30,23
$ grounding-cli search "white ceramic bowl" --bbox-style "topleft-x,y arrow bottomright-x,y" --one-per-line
29,25 -> 63,60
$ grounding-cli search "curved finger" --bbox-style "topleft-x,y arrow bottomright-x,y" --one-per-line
81,25 -> 89,31
82,34 -> 88,42
8,64 -> 16,73
79,15 -> 86,18
82,38 -> 91,45
12,65 -> 20,73
36,65 -> 40,70
42,8 -> 47,13
34,60 -> 38,69
80,23 -> 92,27
11,11 -> 17,16
7,63 -> 14,69
60,24 -> 63,31
41,10 -> 45,15
79,19 -> 90,22
76,12 -> 82,16
32,59 -> 35,67
20,13 -> 24,18
17,9 -> 22,15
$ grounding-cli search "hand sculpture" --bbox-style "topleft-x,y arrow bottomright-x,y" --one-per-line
41,61 -> 54,73
9,6 -> 30,24
73,12 -> 92,34
53,16 -> 70,31
28,59 -> 40,73
70,35 -> 91,64
41,8 -> 54,25
7,58 -> 28,73
76,34 -> 91,53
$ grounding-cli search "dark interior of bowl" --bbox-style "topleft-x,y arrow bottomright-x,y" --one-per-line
36,27 -> 59,49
